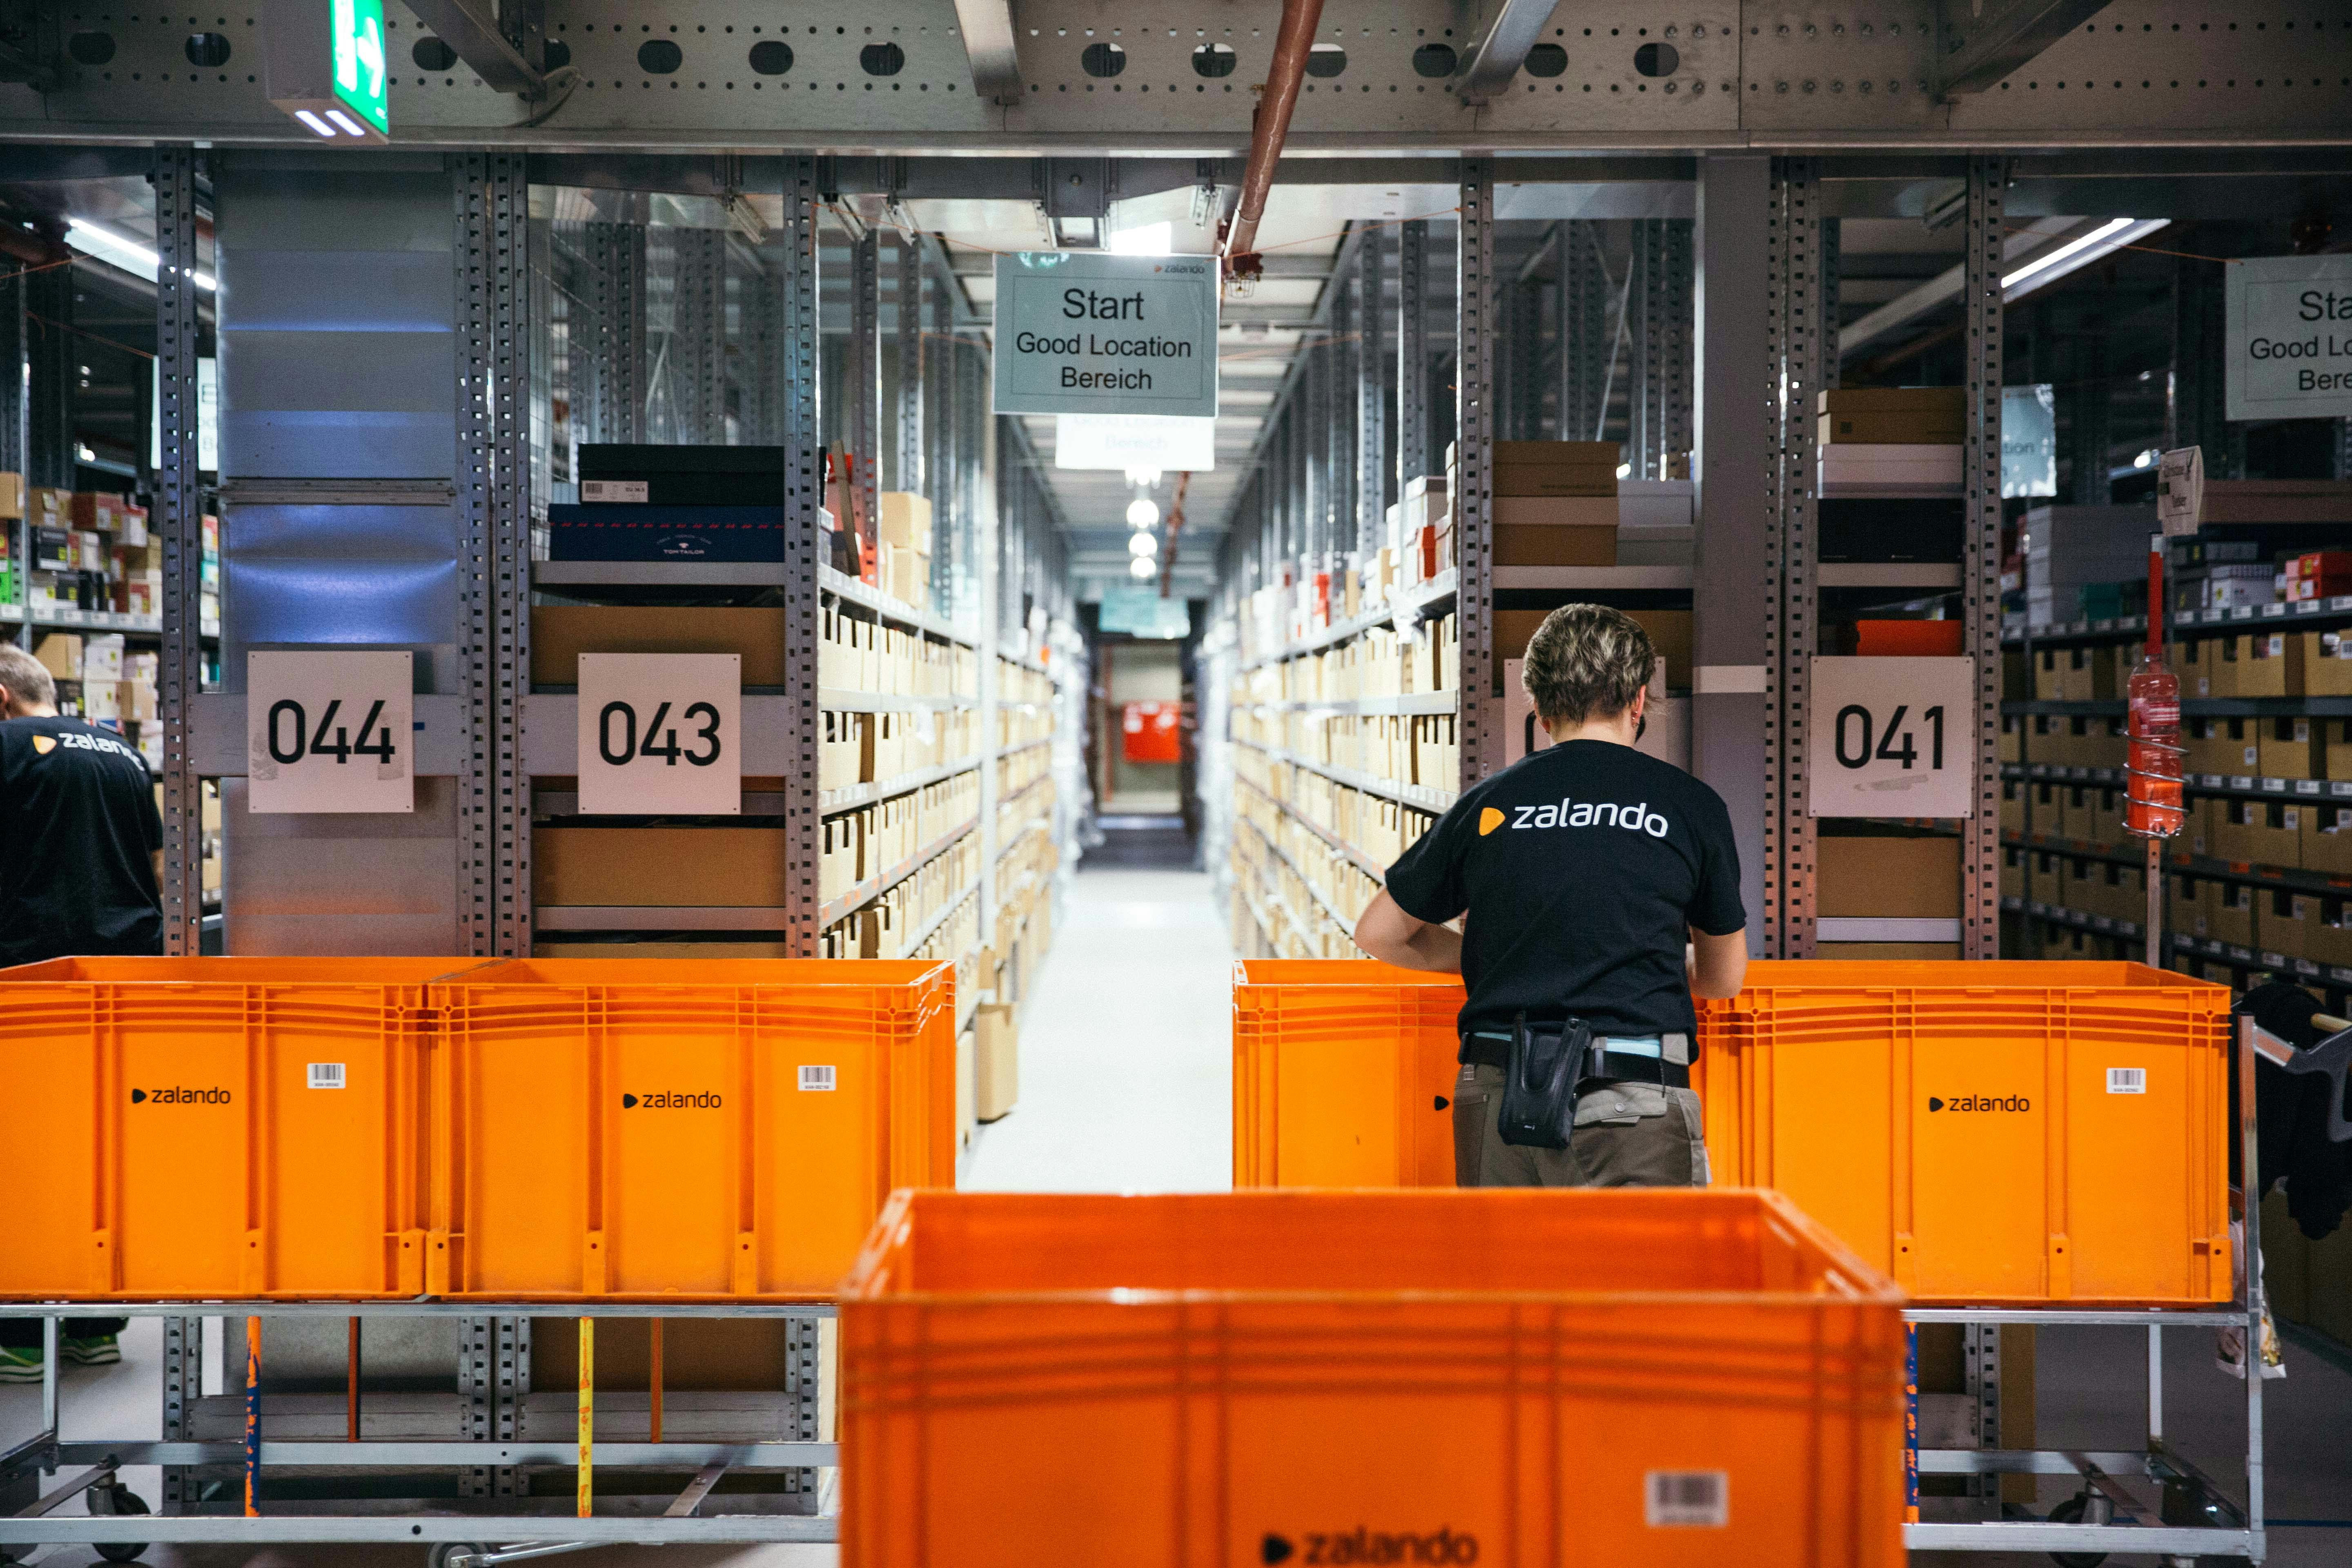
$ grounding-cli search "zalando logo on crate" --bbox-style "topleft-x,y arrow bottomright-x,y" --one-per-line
131,1086 -> 232,1105
1261,1527 -> 1480,1565
1927,1094 -> 2031,1113
622,1091 -> 723,1109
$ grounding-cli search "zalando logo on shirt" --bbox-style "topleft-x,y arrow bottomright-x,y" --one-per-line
1479,799 -> 1670,839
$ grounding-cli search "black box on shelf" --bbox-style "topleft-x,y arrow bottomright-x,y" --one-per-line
548,504 -> 786,562
1820,497 -> 1965,562
576,444 -> 784,508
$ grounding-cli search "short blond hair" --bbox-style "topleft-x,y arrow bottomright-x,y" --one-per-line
1521,604 -> 1655,725
0,641 -> 54,711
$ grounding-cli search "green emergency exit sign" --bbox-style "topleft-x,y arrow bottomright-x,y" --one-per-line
262,0 -> 390,140
330,0 -> 389,135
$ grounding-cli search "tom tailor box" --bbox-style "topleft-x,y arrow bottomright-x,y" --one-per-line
576,443 -> 786,507
548,504 -> 784,562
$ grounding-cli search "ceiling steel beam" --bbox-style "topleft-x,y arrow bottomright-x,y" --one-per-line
1934,0 -> 2111,97
1457,0 -> 1557,105
951,0 -> 1026,106
401,0 -> 545,94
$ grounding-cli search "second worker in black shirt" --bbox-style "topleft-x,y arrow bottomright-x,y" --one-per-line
1354,604 -> 1748,1188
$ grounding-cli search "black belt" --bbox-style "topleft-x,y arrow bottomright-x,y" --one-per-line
1459,1033 -> 1688,1088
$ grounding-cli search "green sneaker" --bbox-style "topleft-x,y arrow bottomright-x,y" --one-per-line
61,1334 -> 120,1367
0,1345 -> 42,1383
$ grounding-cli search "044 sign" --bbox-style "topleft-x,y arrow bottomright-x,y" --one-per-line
247,649 -> 413,813
577,653 -> 741,815
1807,657 -> 1976,819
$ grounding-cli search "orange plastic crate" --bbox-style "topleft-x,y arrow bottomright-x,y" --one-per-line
1694,960 -> 2234,1305
430,958 -> 956,1300
1231,959 -> 1462,1187
841,1188 -> 1907,1568
0,956 -> 473,1300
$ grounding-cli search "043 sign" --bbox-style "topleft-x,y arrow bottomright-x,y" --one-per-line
247,649 -> 413,813
577,653 -> 741,815
1808,657 -> 1976,818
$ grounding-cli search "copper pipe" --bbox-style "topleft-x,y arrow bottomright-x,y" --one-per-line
1158,471 -> 1192,599
1221,0 -> 1327,271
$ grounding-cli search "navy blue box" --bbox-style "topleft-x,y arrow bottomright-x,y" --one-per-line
548,505 -> 786,562
577,445 -> 784,507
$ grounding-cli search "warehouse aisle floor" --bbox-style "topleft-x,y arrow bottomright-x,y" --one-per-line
964,857 -> 1233,1193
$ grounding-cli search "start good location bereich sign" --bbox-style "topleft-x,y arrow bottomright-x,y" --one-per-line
993,252 -> 1218,419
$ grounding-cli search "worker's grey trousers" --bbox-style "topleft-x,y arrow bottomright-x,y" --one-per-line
1449,1062 -> 1711,1187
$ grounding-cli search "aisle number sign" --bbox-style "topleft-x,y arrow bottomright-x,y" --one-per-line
993,252 -> 1218,419
2226,254 -> 2352,421
247,650 -> 413,814
1807,657 -> 1976,819
577,653 -> 741,815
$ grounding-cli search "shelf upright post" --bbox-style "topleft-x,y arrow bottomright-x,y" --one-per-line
849,229 -> 881,574
672,227 -> 728,445
778,158 -> 825,958
0,199 -> 22,645
1456,157 -> 1497,788
1960,156 -> 2009,961
1356,224 -> 1387,551
155,143 -> 205,959
1632,218 -> 1662,480
1766,158 -> 1823,962
1662,218 -> 1694,477
1558,222 -> 1605,442
1397,218 -> 1428,490
1819,217 -> 1840,394
26,224 -> 70,491
583,218 -> 646,444
1691,154 -> 1773,958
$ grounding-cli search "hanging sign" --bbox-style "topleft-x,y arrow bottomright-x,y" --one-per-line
577,653 -> 741,815
247,650 -> 413,813
1808,657 -> 1976,818
2225,254 -> 2352,421
993,252 -> 1218,419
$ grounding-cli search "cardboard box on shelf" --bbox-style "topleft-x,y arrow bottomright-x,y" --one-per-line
1492,495 -> 1619,529
1816,410 -> 1964,445
2259,889 -> 2312,960
0,471 -> 24,519
2220,631 -> 2302,698
534,827 -> 792,907
878,491 -> 934,554
974,1002 -> 1017,1120
31,632 -> 80,680
529,606 -> 784,686
883,542 -> 929,608
2190,478 -> 2352,526
27,486 -> 70,522
2303,630 -> 2352,696
1817,832 -> 1960,918
2257,717 -> 2319,781
2210,880 -> 2257,948
2286,550 -> 2352,600
1856,619 -> 1964,658
2210,798 -> 2262,865
1819,386 -> 1968,416
1492,522 -> 1616,568
2305,804 -> 2352,877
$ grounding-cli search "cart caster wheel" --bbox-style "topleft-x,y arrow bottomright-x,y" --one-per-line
2045,1490 -> 2110,1568
428,1542 -> 491,1568
86,1479 -> 149,1563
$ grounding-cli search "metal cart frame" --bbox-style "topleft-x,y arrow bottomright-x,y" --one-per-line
1902,1014 -> 2273,1562
0,1300 -> 837,1562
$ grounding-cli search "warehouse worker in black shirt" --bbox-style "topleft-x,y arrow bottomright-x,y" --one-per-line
0,639 -> 158,1379
1354,604 -> 1748,1187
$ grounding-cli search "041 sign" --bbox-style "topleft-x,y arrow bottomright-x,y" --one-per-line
247,649 -> 413,813
577,653 -> 741,815
1808,656 -> 1976,818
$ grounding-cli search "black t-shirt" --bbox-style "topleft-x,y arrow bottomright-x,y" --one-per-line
0,717 -> 165,968
1384,739 -> 1745,1043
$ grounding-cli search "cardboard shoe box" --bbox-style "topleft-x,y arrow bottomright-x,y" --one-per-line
1816,386 -> 1966,446
1817,832 -> 1960,918
2257,717 -> 2319,781
2305,804 -> 2352,877
878,492 -> 935,554
531,606 -> 784,686
1490,440 -> 1620,497
535,828 -> 791,907
2221,631 -> 2302,698
2303,630 -> 2352,696
973,1002 -> 1018,1121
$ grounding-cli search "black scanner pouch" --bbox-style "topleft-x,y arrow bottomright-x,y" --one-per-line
1497,1011 -> 1593,1149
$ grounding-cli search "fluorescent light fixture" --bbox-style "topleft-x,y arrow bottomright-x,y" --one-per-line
294,109 -> 336,137
65,218 -> 216,292
1129,531 -> 1158,556
1125,498 -> 1160,528
324,108 -> 366,136
1128,556 -> 1155,579
1108,221 -> 1173,257
2001,218 -> 2167,299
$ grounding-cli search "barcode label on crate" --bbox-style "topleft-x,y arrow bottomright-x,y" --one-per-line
1645,1470 -> 1728,1528
799,1065 -> 837,1092
2107,1067 -> 2147,1095
307,1062 -> 346,1090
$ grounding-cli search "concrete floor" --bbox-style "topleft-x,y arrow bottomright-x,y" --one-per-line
6,853 -> 2347,1565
